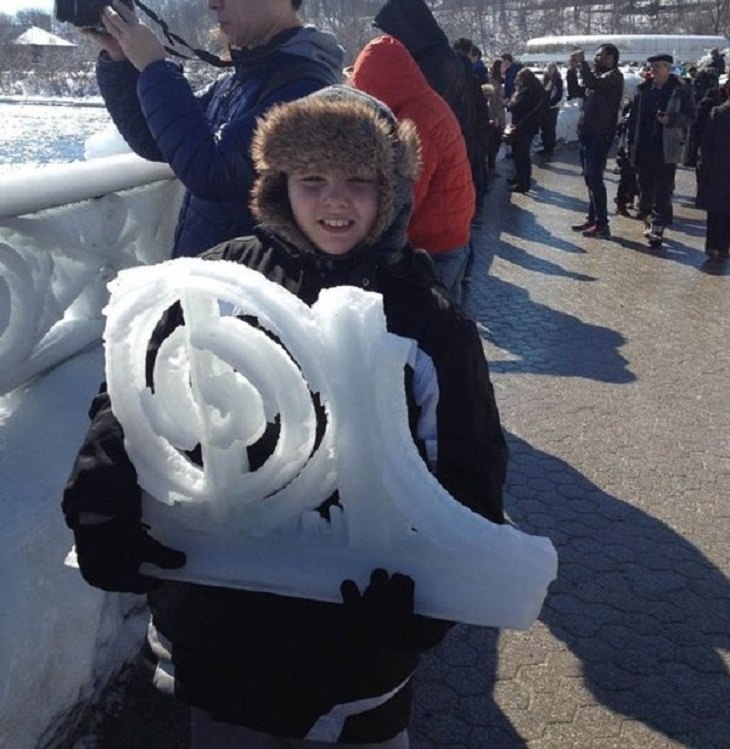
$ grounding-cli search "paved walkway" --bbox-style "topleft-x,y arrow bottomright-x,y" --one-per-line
87,148 -> 730,749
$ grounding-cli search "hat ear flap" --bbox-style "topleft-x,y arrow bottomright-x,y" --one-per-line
396,119 -> 422,182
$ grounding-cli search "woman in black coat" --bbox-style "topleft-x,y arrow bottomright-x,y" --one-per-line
505,68 -> 547,193
696,100 -> 730,259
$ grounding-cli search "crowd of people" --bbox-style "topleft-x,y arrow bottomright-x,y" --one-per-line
474,40 -> 729,258
60,0 -> 727,747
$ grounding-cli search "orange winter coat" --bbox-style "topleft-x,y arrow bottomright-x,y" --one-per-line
352,35 -> 475,255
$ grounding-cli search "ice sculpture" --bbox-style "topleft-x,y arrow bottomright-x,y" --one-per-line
101,258 -> 558,629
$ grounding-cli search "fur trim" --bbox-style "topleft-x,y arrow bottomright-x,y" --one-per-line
251,87 -> 421,251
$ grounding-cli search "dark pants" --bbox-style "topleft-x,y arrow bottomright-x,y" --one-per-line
706,211 -> 730,253
579,133 -> 613,228
488,126 -> 503,169
512,133 -> 533,188
540,108 -> 559,153
637,159 -> 676,228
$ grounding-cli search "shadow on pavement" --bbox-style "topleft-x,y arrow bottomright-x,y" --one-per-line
413,432 -> 728,748
528,183 -> 588,215
698,258 -> 730,276
612,232 -> 711,269
470,275 -> 633,384
501,201 -> 589,253
505,434 -> 730,749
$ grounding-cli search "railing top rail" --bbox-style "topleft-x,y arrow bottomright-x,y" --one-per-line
0,154 -> 175,219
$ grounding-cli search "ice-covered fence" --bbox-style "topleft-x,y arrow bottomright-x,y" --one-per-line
0,154 -> 182,749
0,154 -> 184,394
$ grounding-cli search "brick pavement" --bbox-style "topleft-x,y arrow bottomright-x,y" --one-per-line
85,147 -> 730,749
411,147 -> 730,749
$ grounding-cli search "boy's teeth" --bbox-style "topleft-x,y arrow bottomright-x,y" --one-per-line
324,219 -> 349,227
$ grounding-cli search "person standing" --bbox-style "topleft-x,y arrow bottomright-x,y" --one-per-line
483,59 -> 505,174
352,35 -> 475,303
85,0 -> 343,258
373,0 -> 489,220
538,62 -> 564,156
696,98 -> 730,259
62,85 -> 509,748
709,48 -> 726,77
627,54 -> 696,248
501,53 -> 523,100
505,68 -> 546,194
570,44 -> 623,239
566,51 -> 586,101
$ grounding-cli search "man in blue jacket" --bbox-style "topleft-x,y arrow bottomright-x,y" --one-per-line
88,0 -> 343,257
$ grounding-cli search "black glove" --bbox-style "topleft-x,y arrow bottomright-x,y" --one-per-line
341,568 -> 454,650
74,518 -> 186,594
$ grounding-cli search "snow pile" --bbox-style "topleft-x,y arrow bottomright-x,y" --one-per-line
0,349 -> 146,749
84,123 -> 131,160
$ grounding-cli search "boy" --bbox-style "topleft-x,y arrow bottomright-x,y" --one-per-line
62,86 -> 508,747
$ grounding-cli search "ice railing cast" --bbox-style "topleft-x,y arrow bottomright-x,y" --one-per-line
0,156 -> 183,394
97,258 -> 558,629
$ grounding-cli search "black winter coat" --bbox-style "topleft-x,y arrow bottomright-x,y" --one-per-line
62,229 -> 508,742
507,84 -> 547,137
697,101 -> 730,214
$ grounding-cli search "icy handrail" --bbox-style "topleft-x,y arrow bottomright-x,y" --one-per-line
0,153 -> 173,219
0,158 -> 183,394
95,258 -> 558,629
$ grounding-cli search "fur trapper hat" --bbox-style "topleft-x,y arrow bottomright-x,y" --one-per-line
250,85 -> 421,253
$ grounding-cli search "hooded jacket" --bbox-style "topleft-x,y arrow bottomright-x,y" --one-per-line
696,100 -> 730,213
352,35 -> 474,255
374,0 -> 487,208
627,75 -> 696,167
96,26 -> 343,258
62,87 -> 508,743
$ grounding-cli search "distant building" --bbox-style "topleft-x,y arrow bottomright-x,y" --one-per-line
12,26 -> 76,65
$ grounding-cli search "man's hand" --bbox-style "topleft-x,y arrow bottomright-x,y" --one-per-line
657,112 -> 670,126
100,0 -> 166,72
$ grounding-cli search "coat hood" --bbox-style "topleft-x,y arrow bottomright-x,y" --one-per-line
231,26 -> 344,82
250,85 -> 421,258
374,0 -> 450,58
352,36 -> 432,112
277,26 -> 345,80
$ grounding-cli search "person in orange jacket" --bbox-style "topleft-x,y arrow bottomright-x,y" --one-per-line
352,34 -> 475,304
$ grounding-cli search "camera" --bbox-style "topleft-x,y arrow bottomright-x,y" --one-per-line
55,0 -> 134,28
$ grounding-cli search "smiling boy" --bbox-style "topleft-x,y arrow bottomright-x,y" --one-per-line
63,86 -> 508,746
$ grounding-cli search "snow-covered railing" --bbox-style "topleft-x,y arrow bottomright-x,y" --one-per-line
0,154 -> 183,394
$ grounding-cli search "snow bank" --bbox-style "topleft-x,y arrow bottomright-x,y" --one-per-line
0,348 -> 147,749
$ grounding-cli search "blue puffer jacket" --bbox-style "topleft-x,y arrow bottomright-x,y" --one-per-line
97,27 -> 343,258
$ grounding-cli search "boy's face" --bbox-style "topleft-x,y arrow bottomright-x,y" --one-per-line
287,171 -> 379,256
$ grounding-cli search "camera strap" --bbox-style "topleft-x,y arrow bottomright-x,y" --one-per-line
133,0 -> 233,69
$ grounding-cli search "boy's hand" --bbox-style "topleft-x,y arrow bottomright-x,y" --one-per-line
340,568 -> 416,648
74,517 -> 186,593
340,569 -> 452,650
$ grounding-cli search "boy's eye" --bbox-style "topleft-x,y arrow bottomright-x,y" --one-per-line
299,175 -> 325,184
348,176 -> 376,185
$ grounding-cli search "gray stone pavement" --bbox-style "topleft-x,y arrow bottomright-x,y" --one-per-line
410,147 -> 730,749
83,147 -> 730,749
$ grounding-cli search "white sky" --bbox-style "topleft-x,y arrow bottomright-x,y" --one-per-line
3,0 -> 54,16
